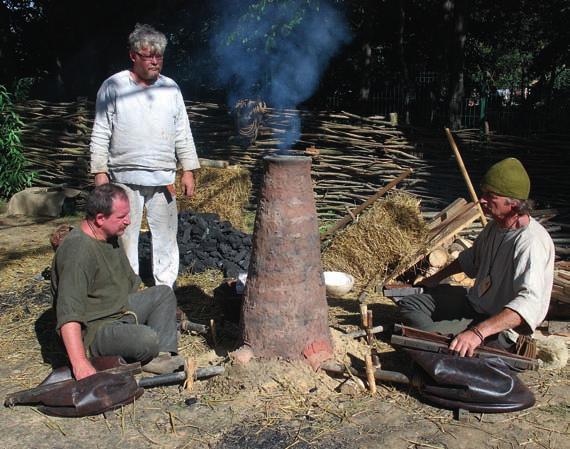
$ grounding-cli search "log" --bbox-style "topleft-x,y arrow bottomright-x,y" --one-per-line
428,247 -> 449,268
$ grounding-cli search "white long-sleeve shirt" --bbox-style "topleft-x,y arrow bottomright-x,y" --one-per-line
90,70 -> 200,185
459,217 -> 554,334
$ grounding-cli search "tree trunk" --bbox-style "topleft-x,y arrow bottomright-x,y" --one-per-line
240,155 -> 333,370
359,42 -> 372,114
445,0 -> 467,130
397,0 -> 412,125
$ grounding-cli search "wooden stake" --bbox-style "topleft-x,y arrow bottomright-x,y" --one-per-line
210,319 -> 217,348
182,358 -> 197,391
365,309 -> 381,368
365,354 -> 377,394
366,310 -> 374,345
444,127 -> 487,226
360,304 -> 368,328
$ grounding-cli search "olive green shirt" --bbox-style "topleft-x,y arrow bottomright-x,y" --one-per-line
51,227 -> 141,347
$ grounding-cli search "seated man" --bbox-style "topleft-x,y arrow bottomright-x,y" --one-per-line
398,158 -> 554,357
51,184 -> 183,380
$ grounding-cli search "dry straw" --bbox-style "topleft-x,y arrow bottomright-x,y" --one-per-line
321,192 -> 429,289
176,166 -> 252,232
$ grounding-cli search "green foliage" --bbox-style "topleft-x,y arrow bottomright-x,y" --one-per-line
0,83 -> 35,199
554,68 -> 570,89
13,77 -> 35,102
466,0 -> 570,96
225,0 -> 321,54
319,221 -> 335,235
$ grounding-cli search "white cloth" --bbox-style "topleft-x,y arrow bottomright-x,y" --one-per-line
119,184 -> 179,287
458,217 -> 554,334
89,69 -> 200,286
90,70 -> 200,183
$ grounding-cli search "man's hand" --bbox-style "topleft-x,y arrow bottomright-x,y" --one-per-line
180,171 -> 195,197
449,309 -> 525,357
416,259 -> 463,289
449,329 -> 483,357
416,275 -> 440,289
94,173 -> 110,186
72,359 -> 97,380
60,321 -> 97,380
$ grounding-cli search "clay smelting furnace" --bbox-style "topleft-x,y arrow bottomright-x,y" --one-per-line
235,155 -> 333,369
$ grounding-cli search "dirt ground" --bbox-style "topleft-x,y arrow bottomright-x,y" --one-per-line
0,215 -> 569,449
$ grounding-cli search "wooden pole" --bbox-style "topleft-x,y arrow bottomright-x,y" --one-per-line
320,168 -> 413,242
365,354 -> 377,394
444,128 -> 488,226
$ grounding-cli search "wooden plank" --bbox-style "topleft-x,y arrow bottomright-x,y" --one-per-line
426,198 -> 467,231
429,205 -> 481,249
428,202 -> 479,243
384,203 -> 480,284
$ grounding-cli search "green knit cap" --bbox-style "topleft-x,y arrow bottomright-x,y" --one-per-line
481,158 -> 530,200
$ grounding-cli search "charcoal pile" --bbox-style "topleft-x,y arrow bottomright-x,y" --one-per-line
139,210 -> 252,278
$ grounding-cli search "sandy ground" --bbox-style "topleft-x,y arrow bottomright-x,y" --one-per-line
0,215 -> 569,449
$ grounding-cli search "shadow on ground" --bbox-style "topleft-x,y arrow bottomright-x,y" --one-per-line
34,307 -> 68,369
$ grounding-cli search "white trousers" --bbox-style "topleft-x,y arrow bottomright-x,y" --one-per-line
119,184 -> 179,287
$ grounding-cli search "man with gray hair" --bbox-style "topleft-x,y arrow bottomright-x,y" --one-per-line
90,23 -> 200,287
398,158 -> 554,358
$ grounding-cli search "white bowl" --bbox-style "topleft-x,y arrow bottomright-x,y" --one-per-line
324,271 -> 354,297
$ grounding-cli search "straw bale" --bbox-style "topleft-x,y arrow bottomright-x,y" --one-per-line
175,166 -> 252,232
321,192 -> 429,288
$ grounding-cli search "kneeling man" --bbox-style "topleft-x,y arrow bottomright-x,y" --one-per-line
398,158 -> 554,357
52,184 -> 183,379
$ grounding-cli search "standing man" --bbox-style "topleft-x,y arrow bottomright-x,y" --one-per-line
52,184 -> 183,380
90,23 -> 200,287
398,158 -> 554,357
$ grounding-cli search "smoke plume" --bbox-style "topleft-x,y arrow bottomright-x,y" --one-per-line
211,0 -> 351,149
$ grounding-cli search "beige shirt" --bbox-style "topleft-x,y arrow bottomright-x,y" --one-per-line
459,218 -> 554,335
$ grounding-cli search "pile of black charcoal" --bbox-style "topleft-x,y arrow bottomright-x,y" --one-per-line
139,210 -> 252,278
